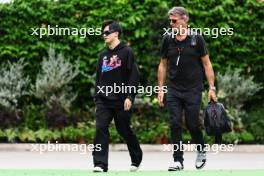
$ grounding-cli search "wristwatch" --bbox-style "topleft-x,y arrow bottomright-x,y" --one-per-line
209,86 -> 216,91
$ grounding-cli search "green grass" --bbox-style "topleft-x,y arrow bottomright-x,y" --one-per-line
0,170 -> 263,176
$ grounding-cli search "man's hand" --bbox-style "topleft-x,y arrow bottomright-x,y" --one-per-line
124,98 -> 132,111
158,91 -> 165,107
208,89 -> 217,102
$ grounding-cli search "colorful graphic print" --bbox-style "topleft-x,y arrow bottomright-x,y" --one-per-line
101,55 -> 122,72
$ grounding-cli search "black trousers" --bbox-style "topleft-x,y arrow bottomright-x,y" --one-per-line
92,104 -> 142,170
167,88 -> 205,163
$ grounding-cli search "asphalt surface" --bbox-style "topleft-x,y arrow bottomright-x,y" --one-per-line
0,150 -> 263,171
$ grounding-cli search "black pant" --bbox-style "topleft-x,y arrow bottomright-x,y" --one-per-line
93,104 -> 142,171
167,88 -> 205,163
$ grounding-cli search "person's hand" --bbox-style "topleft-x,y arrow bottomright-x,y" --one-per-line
124,98 -> 132,111
158,91 -> 164,107
208,89 -> 217,102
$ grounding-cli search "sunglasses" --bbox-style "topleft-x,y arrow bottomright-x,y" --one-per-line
169,19 -> 179,24
102,30 -> 115,36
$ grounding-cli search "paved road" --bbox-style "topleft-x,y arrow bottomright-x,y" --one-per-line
0,151 -> 263,171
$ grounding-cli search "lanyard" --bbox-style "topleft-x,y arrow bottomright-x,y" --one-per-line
176,47 -> 184,66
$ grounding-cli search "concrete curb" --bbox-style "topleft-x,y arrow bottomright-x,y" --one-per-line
0,144 -> 264,152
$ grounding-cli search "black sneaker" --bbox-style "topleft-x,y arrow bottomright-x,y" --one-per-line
168,161 -> 184,171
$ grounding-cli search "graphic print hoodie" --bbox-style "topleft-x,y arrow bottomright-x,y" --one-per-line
95,42 -> 140,106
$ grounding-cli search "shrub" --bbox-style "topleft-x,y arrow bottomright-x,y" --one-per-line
33,47 -> 80,128
22,104 -> 46,130
242,104 -> 264,143
0,59 -> 31,128
217,67 -> 262,110
0,59 -> 30,109
34,47 -> 80,111
216,67 -> 262,131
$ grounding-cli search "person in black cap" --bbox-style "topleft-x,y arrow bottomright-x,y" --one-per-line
157,7 -> 217,171
92,20 -> 142,172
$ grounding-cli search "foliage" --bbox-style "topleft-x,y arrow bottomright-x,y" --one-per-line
217,67 -> 262,110
0,0 -> 263,143
216,67 -> 262,131
0,59 -> 30,128
4,128 -> 18,142
241,104 -> 264,143
34,47 -> 80,112
22,104 -> 46,130
0,59 -> 30,109
222,131 -> 254,144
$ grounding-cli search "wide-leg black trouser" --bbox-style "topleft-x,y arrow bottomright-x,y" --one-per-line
93,104 -> 142,171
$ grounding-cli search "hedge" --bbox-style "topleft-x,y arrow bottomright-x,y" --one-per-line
0,0 -> 263,143
1,0 -> 263,108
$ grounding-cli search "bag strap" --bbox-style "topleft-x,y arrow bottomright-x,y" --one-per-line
190,32 -> 197,47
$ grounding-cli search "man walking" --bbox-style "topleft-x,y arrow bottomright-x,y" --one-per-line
93,20 -> 142,172
157,7 -> 217,171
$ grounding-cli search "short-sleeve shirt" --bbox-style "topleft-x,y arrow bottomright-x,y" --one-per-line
160,34 -> 208,91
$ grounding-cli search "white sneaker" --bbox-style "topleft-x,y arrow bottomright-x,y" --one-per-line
195,151 -> 206,169
130,165 -> 139,172
168,161 -> 184,171
93,166 -> 104,172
